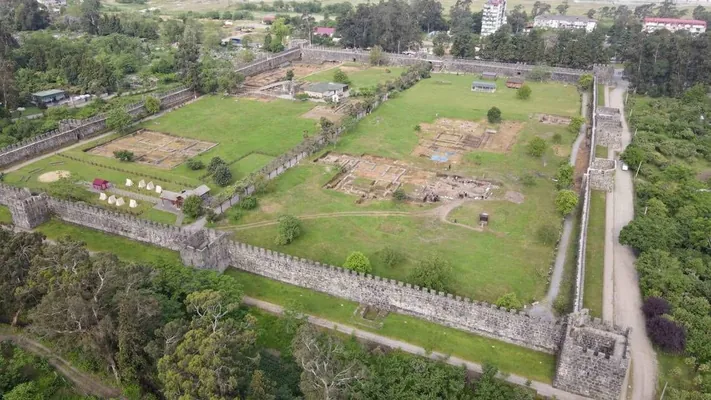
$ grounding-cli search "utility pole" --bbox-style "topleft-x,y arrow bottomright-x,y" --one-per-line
635,161 -> 642,178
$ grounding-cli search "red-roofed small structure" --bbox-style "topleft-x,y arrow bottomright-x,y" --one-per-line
92,178 -> 110,190
313,27 -> 336,37
262,15 -> 275,24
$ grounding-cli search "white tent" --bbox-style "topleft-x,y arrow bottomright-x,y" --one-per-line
138,179 -> 146,188
115,197 -> 125,207
155,185 -> 162,194
146,181 -> 155,190
129,199 -> 138,208
99,193 -> 107,201
125,178 -> 134,187
108,195 -> 116,205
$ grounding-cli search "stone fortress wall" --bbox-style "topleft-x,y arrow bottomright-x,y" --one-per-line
589,158 -> 616,192
0,87 -> 194,169
595,106 -> 623,150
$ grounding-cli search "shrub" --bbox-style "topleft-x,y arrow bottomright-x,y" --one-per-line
569,116 -> 585,134
517,84 -> 532,100
379,247 -> 403,267
113,150 -> 135,162
343,251 -> 372,274
106,107 -> 132,133
495,292 -> 523,310
642,297 -> 672,319
333,68 -> 351,85
230,209 -> 243,222
239,196 -> 257,210
207,157 -> 226,174
552,133 -> 563,144
144,96 -> 160,114
528,66 -> 551,82
182,195 -> 203,218
409,255 -> 452,292
646,316 -> 686,353
205,209 -> 219,223
414,124 -> 421,131
295,93 -> 309,101
213,164 -> 232,187
369,45 -> 385,66
555,164 -> 574,190
555,189 -> 579,216
392,188 -> 407,202
537,224 -> 559,245
275,214 -> 301,245
487,106 -> 502,123
285,69 -> 294,81
186,159 -> 204,170
521,174 -> 536,186
578,73 -> 594,90
526,137 -> 547,157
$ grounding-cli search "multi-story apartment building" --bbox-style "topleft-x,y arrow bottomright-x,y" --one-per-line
481,0 -> 507,37
533,15 -> 598,33
643,17 -> 707,34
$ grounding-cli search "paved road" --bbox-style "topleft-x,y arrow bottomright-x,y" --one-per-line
242,296 -> 591,400
606,83 -> 658,400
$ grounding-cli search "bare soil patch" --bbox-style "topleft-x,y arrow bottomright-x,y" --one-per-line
412,118 -> 523,163
536,113 -> 572,125
245,63 -> 329,88
504,191 -> 525,204
317,152 -> 496,203
88,129 -> 217,169
38,170 -> 71,183
301,106 -> 345,123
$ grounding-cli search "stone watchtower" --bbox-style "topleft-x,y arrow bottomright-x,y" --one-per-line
554,310 -> 630,400
8,192 -> 51,229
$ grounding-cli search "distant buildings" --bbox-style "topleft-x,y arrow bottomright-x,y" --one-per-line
533,15 -> 598,33
313,27 -> 336,37
643,17 -> 707,34
471,81 -> 497,92
303,82 -> 349,102
481,0 -> 507,37
31,89 -> 66,106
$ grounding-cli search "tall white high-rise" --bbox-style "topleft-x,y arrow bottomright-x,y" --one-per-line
481,0 -> 507,37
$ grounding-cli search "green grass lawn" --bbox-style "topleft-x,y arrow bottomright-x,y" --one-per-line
596,145 -> 608,159
141,208 -> 178,225
597,84 -> 605,106
657,353 -> 697,393
303,65 -> 407,89
584,191 -> 606,317
0,205 -> 11,224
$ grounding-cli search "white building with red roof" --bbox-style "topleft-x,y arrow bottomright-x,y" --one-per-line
313,27 -> 336,37
643,17 -> 707,34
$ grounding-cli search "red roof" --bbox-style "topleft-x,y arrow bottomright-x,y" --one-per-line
93,178 -> 109,185
314,27 -> 335,35
644,17 -> 707,27
262,15 -> 275,21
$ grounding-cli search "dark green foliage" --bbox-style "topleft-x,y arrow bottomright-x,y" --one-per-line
144,96 -> 160,114
275,215 -> 301,245
555,164 -> 574,190
379,246 -> 403,267
205,209 -> 219,223
526,137 -> 547,157
113,149 -> 135,162
343,251 -> 372,274
0,342 -> 75,398
578,74 -> 593,90
409,255 -> 452,292
555,189 -> 578,215
568,116 -> 585,134
495,293 -> 523,310
213,164 -> 233,186
207,157 -> 226,174
333,68 -> 351,85
392,188 -> 407,201
182,195 -> 203,218
186,158 -> 204,170
516,84 -> 531,100
487,106 -> 502,123
240,196 -> 258,210
106,107 -> 133,133
285,69 -> 294,81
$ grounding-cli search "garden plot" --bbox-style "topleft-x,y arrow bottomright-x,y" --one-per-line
87,129 -> 217,169
317,153 -> 496,202
412,118 -> 524,163
243,63 -> 332,90
301,106 -> 346,123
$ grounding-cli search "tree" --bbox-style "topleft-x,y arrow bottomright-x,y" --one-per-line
275,215 -> 302,245
182,195 -> 203,218
568,116 -> 585,134
586,8 -> 596,18
113,150 -> 135,162
292,325 -> 367,400
379,247 -> 403,267
487,106 -> 502,123
369,45 -> 385,66
526,137 -> 547,157
285,69 -> 294,81
412,0 -> 447,32
495,292 -> 523,310
646,316 -> 686,353
81,0 -> 101,34
450,32 -> 475,58
642,297 -> 672,319
619,216 -> 681,253
213,164 -> 232,186
144,96 -> 160,114
392,188 -> 407,201
433,44 -> 445,57
247,370 -> 277,400
239,196 -> 258,210
106,107 -> 132,133
409,255 -> 452,292
176,21 -> 201,90
517,84 -> 531,100
556,0 -> 569,15
578,73 -> 594,90
343,251 -> 372,274
0,230 -> 45,326
186,158 -> 204,170
208,157 -> 227,174
555,164 -> 574,189
333,68 -> 351,85
528,66 -> 551,82
555,189 -> 578,215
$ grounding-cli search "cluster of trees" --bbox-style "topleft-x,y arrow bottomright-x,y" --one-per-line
619,87 -> 711,397
0,229 -> 534,399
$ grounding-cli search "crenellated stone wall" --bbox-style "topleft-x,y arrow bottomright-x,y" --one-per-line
0,88 -> 194,169
236,48 -> 302,77
554,310 -> 630,400
595,106 -> 623,150
589,158 -> 616,192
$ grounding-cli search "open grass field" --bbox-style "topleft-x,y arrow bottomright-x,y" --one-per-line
0,205 -> 11,224
31,218 -> 556,382
584,191 -> 606,317
303,64 -> 407,89
216,73 -> 581,303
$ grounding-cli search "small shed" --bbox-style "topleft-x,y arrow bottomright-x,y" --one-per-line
303,82 -> 349,99
481,72 -> 498,80
479,212 -> 489,225
160,191 -> 185,208
471,81 -> 497,93
506,77 -> 525,89
31,89 -> 66,105
191,184 -> 211,199
262,15 -> 275,24
92,178 -> 110,190
314,27 -> 336,37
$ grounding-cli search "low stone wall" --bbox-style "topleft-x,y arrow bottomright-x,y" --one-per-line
595,107 -> 623,150
0,88 -> 194,169
589,158 -> 616,192
236,48 -> 302,77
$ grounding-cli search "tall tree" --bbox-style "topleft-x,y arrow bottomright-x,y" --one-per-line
81,0 -> 101,34
176,20 -> 201,90
412,0 -> 447,33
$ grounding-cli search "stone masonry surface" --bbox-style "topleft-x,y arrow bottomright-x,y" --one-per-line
0,88 -> 194,168
589,158 -> 616,192
595,107 -> 623,150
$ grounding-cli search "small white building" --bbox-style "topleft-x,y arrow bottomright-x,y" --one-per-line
303,82 -> 349,101
481,0 -> 507,37
643,17 -> 707,34
533,15 -> 597,33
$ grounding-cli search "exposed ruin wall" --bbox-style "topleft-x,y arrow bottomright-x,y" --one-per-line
589,158 -> 616,192
0,88 -> 193,169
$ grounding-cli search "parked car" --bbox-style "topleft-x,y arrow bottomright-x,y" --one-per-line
621,162 -> 629,171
